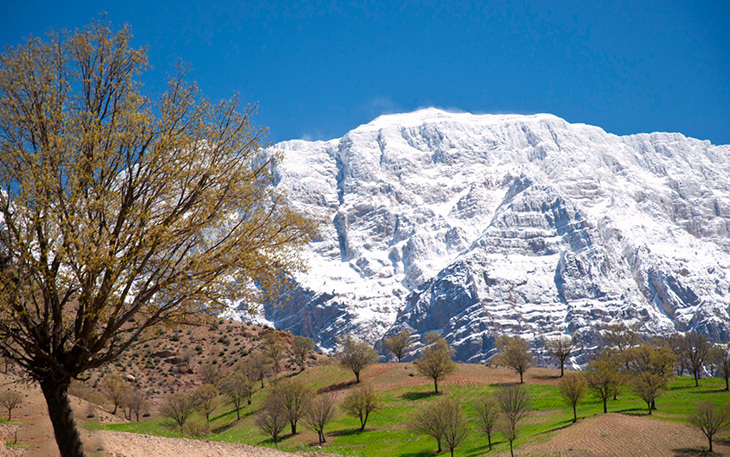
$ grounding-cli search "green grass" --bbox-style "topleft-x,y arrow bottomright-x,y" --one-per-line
91,365 -> 730,457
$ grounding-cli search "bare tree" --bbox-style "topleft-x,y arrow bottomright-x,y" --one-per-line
0,20 -> 315,457
178,348 -> 195,373
494,335 -> 533,383
336,334 -> 378,384
475,397 -> 498,450
219,372 -> 253,420
414,335 -> 456,394
410,400 -> 445,452
198,362 -> 222,387
585,353 -> 621,414
441,398 -> 470,457
383,330 -> 414,362
122,388 -> 149,422
273,378 -> 312,435
682,332 -> 712,387
292,335 -> 315,372
341,383 -> 382,431
714,344 -> 730,391
689,402 -> 730,453
247,352 -> 272,388
262,333 -> 287,379
256,394 -> 288,445
558,373 -> 586,423
497,385 -> 531,457
193,384 -> 219,426
546,336 -> 576,377
303,394 -> 337,445
100,374 -> 129,415
159,392 -> 195,434
0,389 -> 23,421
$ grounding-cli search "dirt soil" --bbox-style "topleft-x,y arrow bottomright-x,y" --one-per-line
491,412 -> 730,457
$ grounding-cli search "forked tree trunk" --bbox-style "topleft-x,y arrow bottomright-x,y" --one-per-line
40,379 -> 85,457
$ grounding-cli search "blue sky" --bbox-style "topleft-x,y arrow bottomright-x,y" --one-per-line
2,1 -> 729,145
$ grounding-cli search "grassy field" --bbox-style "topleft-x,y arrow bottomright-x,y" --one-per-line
90,362 -> 730,457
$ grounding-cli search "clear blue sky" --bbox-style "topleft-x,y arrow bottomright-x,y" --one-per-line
2,1 -> 729,145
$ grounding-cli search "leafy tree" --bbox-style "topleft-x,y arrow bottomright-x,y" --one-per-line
383,330 -> 414,362
336,334 -> 378,383
0,21 -> 314,457
292,335 -> 315,371
545,335 -> 576,377
625,342 -> 675,412
122,387 -> 149,422
247,352 -> 272,388
341,383 -> 382,431
558,373 -> 586,423
193,384 -> 219,426
159,392 -> 195,434
689,402 -> 730,453
100,374 -> 129,415
0,389 -> 23,420
475,397 -> 499,450
273,378 -> 312,435
494,335 -> 533,383
440,398 -> 470,457
601,323 -> 641,369
256,394 -> 288,445
497,385 -> 531,457
303,394 -> 337,445
414,335 -> 456,393
219,372 -> 253,420
411,399 -> 446,453
585,353 -> 621,414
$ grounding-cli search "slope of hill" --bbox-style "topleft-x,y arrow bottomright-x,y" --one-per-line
226,108 -> 730,362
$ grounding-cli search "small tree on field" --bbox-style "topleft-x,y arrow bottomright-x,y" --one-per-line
625,343 -> 674,412
475,397 -> 499,450
414,335 -> 456,394
682,332 -> 712,387
494,335 -> 533,383
497,385 -> 531,457
336,334 -> 378,384
585,353 -> 620,414
714,344 -> 730,391
100,374 -> 129,415
198,362 -> 222,387
0,389 -> 23,421
193,384 -> 219,426
256,394 -> 288,445
159,392 -> 195,434
545,335 -> 576,377
262,333 -> 287,379
631,373 -> 665,415
440,398 -> 470,457
558,373 -> 586,423
122,388 -> 149,422
247,352 -> 272,388
689,402 -> 730,453
292,336 -> 315,371
303,394 -> 337,445
383,330 -> 414,362
219,372 -> 253,420
411,400 -> 446,453
342,383 -> 382,431
273,378 -> 312,435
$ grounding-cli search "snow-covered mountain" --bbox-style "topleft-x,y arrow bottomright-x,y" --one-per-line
230,108 -> 730,363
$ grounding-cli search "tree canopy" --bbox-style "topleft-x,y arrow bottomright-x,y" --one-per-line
0,20 -> 315,457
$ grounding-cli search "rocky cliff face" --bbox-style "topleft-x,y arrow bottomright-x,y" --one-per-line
228,108 -> 730,363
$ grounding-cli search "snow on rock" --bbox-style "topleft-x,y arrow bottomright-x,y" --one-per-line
228,108 -> 730,362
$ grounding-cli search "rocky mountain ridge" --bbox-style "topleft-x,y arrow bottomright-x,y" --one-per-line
228,108 -> 730,363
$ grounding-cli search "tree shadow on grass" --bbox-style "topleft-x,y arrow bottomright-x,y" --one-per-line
532,374 -> 560,381
673,447 -> 717,456
401,391 -> 439,401
398,453 -> 437,457
329,427 -> 364,437
317,380 -> 356,394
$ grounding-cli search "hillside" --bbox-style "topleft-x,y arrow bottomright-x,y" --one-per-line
229,108 -> 730,362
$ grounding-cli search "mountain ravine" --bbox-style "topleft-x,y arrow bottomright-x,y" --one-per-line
226,108 -> 730,363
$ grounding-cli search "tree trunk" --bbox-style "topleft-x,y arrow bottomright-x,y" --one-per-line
434,378 -> 439,394
709,435 -> 713,453
450,447 -> 454,457
519,371 -> 524,384
436,437 -> 442,452
560,363 -> 564,377
725,375 -> 729,391
487,432 -> 492,450
236,407 -> 240,420
572,404 -> 577,423
291,421 -> 297,435
40,379 -> 85,457
694,372 -> 699,387
355,371 -> 360,383
509,439 -> 514,457
602,397 -> 607,414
